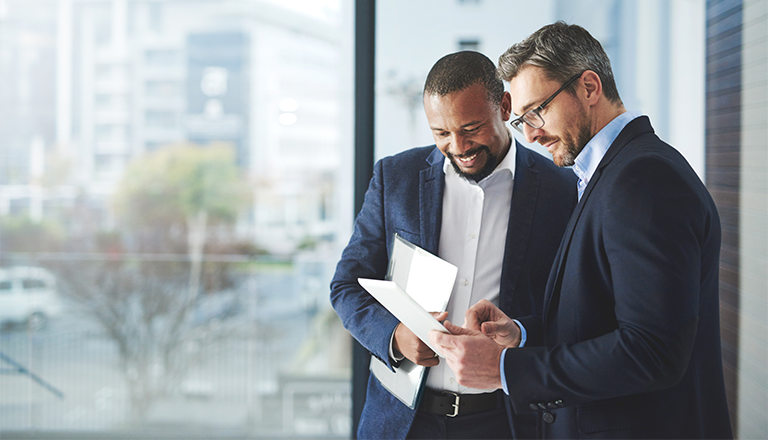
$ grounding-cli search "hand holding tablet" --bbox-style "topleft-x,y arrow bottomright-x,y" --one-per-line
358,278 -> 450,357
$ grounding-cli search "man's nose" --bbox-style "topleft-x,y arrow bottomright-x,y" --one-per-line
523,123 -> 542,144
451,133 -> 471,152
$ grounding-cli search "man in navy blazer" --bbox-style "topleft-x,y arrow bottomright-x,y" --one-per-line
431,22 -> 733,439
331,51 -> 576,439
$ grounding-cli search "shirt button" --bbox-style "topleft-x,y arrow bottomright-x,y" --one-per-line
542,412 -> 556,424
469,233 -> 476,239
463,279 -> 469,286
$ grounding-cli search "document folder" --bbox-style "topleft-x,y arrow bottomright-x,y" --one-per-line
360,233 -> 457,409
358,278 -> 449,357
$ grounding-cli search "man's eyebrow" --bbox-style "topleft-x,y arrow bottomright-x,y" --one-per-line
430,120 -> 483,131
515,99 -> 540,116
461,120 -> 483,129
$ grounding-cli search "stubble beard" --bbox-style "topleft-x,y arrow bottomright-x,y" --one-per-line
552,118 -> 593,168
448,145 -> 498,182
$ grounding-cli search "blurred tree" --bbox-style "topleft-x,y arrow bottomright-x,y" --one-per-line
50,258 -> 264,423
113,143 -> 249,302
0,215 -> 64,254
47,143 -> 255,422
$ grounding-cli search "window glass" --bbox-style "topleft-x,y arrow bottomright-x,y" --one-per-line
375,0 -> 705,178
20,278 -> 46,290
0,0 -> 353,438
0,280 -> 12,291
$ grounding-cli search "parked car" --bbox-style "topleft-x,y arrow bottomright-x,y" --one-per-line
0,266 -> 61,330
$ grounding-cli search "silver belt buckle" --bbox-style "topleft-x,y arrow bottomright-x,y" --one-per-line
444,391 -> 460,417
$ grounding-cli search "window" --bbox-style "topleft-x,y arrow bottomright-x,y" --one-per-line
20,278 -> 46,290
0,0 -> 353,438
457,39 -> 481,51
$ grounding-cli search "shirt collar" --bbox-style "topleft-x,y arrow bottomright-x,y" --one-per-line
572,110 -> 642,186
443,133 -> 516,184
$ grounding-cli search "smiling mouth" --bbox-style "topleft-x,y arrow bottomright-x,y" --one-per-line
453,147 -> 488,166
457,151 -> 480,164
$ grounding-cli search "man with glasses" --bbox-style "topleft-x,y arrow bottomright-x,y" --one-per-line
431,22 -> 733,439
331,51 -> 577,439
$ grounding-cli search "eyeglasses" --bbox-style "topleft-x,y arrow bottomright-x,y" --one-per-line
510,73 -> 582,134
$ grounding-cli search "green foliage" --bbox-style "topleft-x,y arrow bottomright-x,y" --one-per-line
0,215 -> 65,252
113,143 -> 249,230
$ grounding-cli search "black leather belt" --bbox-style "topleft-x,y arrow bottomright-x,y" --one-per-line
419,388 -> 502,417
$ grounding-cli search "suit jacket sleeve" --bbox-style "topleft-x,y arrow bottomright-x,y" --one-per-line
330,158 -> 401,370
503,153 -> 714,413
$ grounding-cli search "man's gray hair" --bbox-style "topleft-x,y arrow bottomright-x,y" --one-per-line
497,21 -> 622,105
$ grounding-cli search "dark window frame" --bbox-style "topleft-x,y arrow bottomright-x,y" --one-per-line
352,0 -> 375,437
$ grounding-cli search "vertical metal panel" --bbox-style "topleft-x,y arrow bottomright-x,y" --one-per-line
705,0 -> 742,434
352,0 -> 375,437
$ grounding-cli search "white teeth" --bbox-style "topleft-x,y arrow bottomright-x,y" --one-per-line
458,152 -> 478,163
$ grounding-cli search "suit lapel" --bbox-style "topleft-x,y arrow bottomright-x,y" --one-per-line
499,144 -> 539,314
542,117 -> 655,329
419,148 -> 446,255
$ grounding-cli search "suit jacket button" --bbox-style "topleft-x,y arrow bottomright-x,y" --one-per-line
529,403 -> 539,411
543,412 -> 556,424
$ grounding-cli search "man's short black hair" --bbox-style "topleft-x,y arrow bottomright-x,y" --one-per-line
423,51 -> 504,105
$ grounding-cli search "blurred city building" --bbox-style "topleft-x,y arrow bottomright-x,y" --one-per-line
0,0 -> 765,438
0,0 -> 353,255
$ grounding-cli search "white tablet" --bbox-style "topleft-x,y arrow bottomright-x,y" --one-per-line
358,278 -> 450,357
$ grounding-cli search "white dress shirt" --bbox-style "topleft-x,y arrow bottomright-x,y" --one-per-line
425,139 -> 516,394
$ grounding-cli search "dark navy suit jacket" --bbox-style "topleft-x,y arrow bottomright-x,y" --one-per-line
506,117 -> 733,439
331,143 -> 577,439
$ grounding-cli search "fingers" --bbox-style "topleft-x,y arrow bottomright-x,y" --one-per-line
463,299 -> 495,330
429,324 -> 506,390
481,319 -> 521,348
480,320 -> 502,336
430,311 -> 449,322
413,347 -> 440,367
430,320 -> 476,351
443,320 -> 470,335
395,322 -> 442,366
429,328 -> 450,350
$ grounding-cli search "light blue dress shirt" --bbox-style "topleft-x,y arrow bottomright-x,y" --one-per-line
499,111 -> 642,395
572,110 -> 642,201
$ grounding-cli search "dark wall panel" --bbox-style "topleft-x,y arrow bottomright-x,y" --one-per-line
705,0 -> 742,434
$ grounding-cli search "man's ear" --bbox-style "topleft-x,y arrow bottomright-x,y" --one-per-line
500,91 -> 512,121
581,70 -> 603,106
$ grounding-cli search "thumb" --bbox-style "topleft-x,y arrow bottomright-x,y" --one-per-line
443,320 -> 471,335
430,311 -> 449,322
480,321 -> 501,336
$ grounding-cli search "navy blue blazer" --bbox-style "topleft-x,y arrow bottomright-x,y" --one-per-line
506,117 -> 733,439
331,142 -> 577,439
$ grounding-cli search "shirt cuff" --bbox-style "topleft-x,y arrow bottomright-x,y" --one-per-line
513,319 -> 527,347
500,348 -> 510,395
389,325 -> 405,363
500,320 -> 527,395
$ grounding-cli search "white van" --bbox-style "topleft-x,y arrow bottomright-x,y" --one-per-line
0,266 -> 61,330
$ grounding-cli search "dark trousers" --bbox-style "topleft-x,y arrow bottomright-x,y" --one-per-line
406,406 -> 513,439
